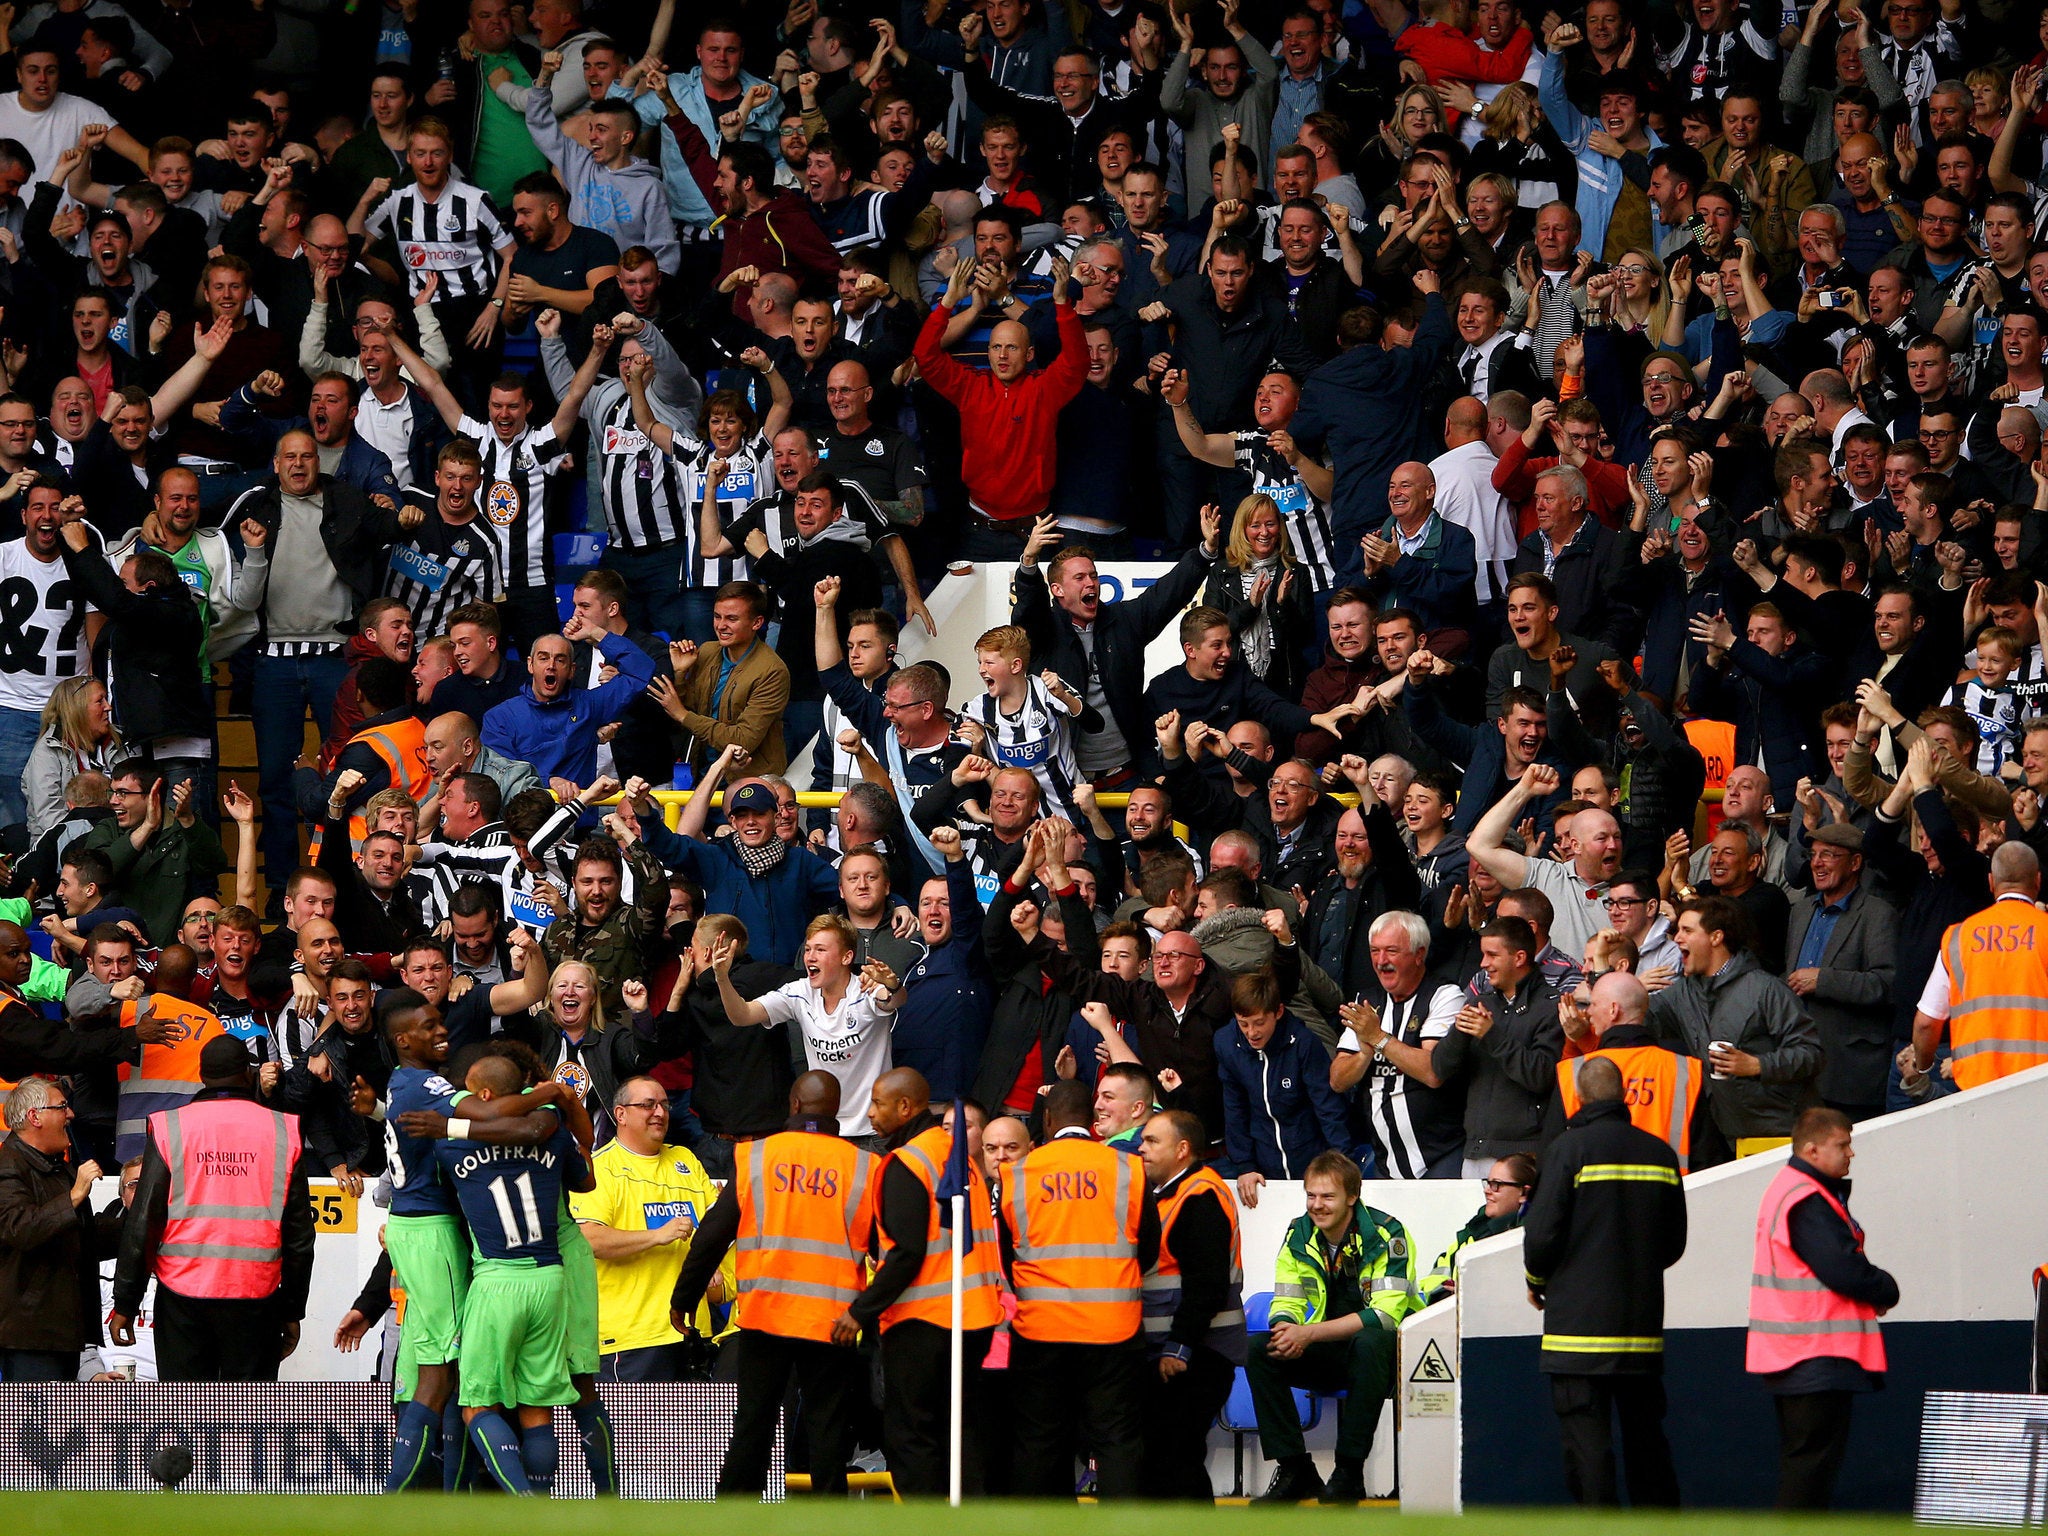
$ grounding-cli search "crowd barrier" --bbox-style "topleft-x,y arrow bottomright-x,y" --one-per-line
90,1176 -> 1486,1499
1399,1061 -> 2048,1512
0,1382 -> 771,1496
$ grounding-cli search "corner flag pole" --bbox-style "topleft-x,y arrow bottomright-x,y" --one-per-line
949,1191 -> 966,1507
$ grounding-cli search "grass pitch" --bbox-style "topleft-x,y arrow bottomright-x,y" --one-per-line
0,1494 -> 1934,1536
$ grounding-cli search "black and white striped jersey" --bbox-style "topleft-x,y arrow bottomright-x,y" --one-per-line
525,800 -> 640,906
1346,979 -> 1466,1179
383,492 -> 506,640
961,675 -> 1083,821
593,393 -> 688,553
363,179 -> 510,302
416,822 -> 530,928
1232,430 -> 1338,594
457,416 -> 568,592
676,431 -> 771,589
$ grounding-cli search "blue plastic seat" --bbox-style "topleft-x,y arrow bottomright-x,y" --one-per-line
1218,1290 -> 1320,1495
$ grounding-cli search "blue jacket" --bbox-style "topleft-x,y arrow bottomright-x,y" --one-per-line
480,633 -> 656,785
892,857 -> 993,1100
641,818 -> 842,968
1289,292 -> 1453,560
1214,1012 -> 1353,1179
218,386 -> 401,504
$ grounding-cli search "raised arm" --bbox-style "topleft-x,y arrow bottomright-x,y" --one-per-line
381,322 -> 466,432
545,314 -> 613,440
711,934 -> 771,1026
1468,760 -> 1555,889
150,316 -> 238,425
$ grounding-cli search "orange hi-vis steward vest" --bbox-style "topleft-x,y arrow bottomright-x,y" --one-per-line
734,1130 -> 875,1344
1940,899 -> 2048,1089
1556,1043 -> 1702,1172
1007,1132 -> 1145,1344
1745,1164 -> 1886,1375
148,1097 -> 301,1300
1141,1164 -> 1246,1363
117,995 -> 226,1162
874,1124 -> 1003,1333
344,715 -> 432,848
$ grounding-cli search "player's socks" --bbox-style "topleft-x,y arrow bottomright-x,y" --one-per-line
441,1400 -> 473,1492
385,1399 -> 441,1493
466,1411 -> 533,1494
570,1397 -> 618,1495
519,1424 -> 559,1495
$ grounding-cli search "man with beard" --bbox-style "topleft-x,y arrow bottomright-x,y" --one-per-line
223,368 -> 401,504
1304,800 -> 1427,1001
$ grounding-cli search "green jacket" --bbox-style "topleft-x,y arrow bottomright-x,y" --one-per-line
1269,1199 -> 1421,1333
1423,1205 -> 1524,1303
73,817 -> 226,952
0,899 -> 67,1002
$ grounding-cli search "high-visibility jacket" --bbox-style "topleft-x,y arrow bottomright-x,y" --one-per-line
875,1124 -> 1003,1333
149,1097 -> 301,1299
1746,1164 -> 1886,1375
344,714 -> 431,847
1556,1043 -> 1702,1173
1007,1134 -> 1145,1343
1270,1198 -> 1421,1332
1939,900 -> 2048,1089
733,1130 -> 875,1344
116,996 -> 226,1162
1141,1164 -> 1246,1363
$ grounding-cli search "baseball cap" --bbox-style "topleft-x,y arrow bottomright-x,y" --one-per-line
728,782 -> 777,815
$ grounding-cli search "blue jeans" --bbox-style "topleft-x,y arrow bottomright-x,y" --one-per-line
252,650 -> 349,890
601,541 -> 691,638
0,703 -> 43,832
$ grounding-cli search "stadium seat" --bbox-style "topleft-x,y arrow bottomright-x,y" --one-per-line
1218,1290 -> 1321,1496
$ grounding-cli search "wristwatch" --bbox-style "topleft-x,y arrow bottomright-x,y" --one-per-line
491,297 -> 505,310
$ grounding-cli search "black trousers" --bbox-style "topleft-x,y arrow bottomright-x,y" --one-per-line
0,1348 -> 77,1381
1009,1332 -> 1146,1500
500,587 -> 565,662
718,1329 -> 863,1497
879,1319 -> 993,1498
1548,1372 -> 1680,1508
1140,1347 -> 1237,1500
1775,1391 -> 1855,1509
153,1287 -> 284,1382
1247,1322 -> 1397,1463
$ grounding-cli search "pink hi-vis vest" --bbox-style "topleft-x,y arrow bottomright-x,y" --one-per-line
148,1098 -> 300,1300
1745,1165 -> 1886,1376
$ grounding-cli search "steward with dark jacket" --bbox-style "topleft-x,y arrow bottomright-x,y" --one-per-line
1522,1072 -> 1687,1507
1523,1087 -> 1687,1371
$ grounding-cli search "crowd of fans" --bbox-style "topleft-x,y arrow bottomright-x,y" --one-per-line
0,0 -> 2037,1470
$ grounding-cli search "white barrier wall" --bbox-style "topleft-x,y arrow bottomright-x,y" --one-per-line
1406,1063 -> 2048,1511
789,561 -> 1187,791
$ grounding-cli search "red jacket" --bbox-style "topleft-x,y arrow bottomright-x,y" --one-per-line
714,189 -> 843,321
319,632 -> 388,773
912,300 -> 1089,522
1492,435 -> 1632,538
1394,22 -> 1534,89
